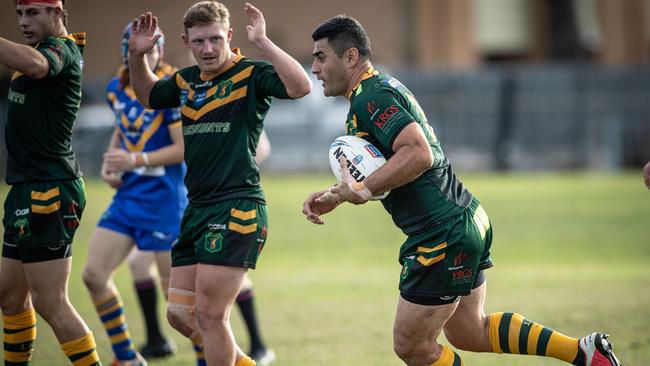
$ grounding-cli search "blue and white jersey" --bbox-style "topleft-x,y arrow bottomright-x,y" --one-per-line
105,63 -> 187,232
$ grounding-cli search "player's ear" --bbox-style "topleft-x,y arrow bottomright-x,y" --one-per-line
344,47 -> 360,68
181,33 -> 189,48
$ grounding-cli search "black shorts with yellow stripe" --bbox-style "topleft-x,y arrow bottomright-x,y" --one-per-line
172,198 -> 268,268
398,197 -> 494,303
2,178 -> 86,261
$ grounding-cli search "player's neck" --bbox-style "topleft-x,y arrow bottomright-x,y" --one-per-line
346,61 -> 373,99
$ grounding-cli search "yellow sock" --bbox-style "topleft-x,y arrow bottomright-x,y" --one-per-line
3,309 -> 37,365
430,345 -> 464,366
235,355 -> 256,366
488,312 -> 579,363
61,332 -> 101,366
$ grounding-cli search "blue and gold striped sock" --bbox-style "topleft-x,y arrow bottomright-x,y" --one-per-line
3,309 -> 37,365
488,312 -> 579,363
95,293 -> 136,361
193,340 -> 206,366
430,345 -> 464,366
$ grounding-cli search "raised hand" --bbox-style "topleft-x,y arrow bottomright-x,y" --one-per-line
244,3 -> 267,45
128,12 -> 161,58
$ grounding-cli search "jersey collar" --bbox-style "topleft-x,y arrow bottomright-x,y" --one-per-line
347,65 -> 378,99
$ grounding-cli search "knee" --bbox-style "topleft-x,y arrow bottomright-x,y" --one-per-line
82,266 -> 106,293
0,285 -> 29,313
393,328 -> 424,364
167,289 -> 200,341
194,305 -> 228,331
30,291 -> 67,321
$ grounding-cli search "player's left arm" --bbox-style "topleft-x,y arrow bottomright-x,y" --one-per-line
244,3 -> 311,98
332,122 -> 433,204
0,37 -> 49,79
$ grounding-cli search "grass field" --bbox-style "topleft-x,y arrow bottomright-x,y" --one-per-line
1,172 -> 649,365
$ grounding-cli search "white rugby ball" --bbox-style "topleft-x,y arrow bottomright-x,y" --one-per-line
329,135 -> 390,200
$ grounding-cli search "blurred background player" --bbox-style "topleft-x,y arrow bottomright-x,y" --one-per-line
81,23 -> 185,366
0,0 -> 101,365
127,2 -> 311,365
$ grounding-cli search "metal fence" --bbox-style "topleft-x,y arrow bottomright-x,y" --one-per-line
1,64 -> 649,179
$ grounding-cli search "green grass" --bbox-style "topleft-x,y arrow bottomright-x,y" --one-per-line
1,172 -> 649,365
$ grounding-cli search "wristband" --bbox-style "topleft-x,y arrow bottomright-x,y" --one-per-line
142,152 -> 150,166
352,182 -> 373,201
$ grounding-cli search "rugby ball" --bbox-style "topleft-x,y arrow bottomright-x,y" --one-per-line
329,135 -> 390,200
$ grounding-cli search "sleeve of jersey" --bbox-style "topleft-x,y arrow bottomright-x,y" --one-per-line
37,38 -> 69,77
164,107 -> 182,129
356,89 -> 416,149
252,62 -> 290,99
149,74 -> 181,110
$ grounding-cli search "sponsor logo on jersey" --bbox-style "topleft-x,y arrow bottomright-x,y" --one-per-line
367,101 -> 379,119
15,208 -> 29,216
208,223 -> 227,231
8,90 -> 25,104
194,91 -> 207,106
182,122 -> 231,136
386,77 -> 401,88
180,90 -> 189,105
364,144 -> 382,158
374,105 -> 400,129
204,232 -> 223,253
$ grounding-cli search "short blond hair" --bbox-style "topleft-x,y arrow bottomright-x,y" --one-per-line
183,1 -> 230,31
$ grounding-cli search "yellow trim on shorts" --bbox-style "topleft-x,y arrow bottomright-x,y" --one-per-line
31,201 -> 61,214
229,222 -> 257,234
31,187 -> 60,201
230,208 -> 257,221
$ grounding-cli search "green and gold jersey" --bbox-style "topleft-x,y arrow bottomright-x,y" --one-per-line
346,68 -> 473,236
149,49 -> 290,205
5,33 -> 86,184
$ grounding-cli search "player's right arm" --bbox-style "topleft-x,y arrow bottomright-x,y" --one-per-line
127,12 -> 162,108
0,37 -> 49,79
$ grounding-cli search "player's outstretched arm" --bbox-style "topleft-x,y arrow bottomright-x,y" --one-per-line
0,37 -> 49,79
244,2 -> 312,99
128,12 -> 161,108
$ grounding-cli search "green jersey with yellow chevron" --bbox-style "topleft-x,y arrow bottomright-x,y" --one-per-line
5,33 -> 86,184
346,68 -> 473,236
149,49 -> 289,205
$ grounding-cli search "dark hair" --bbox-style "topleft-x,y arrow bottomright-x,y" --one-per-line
45,0 -> 68,28
311,15 -> 371,60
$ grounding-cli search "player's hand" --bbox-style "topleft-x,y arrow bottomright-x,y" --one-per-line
302,189 -> 341,225
244,3 -> 267,45
129,12 -> 161,57
644,161 -> 650,189
104,148 -> 136,172
100,162 -> 122,189
330,157 -> 372,205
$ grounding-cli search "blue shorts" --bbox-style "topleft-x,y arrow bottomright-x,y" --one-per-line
98,200 -> 179,252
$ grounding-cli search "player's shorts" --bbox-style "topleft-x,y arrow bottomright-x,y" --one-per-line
98,200 -> 178,251
398,197 -> 493,304
2,178 -> 86,262
172,198 -> 268,269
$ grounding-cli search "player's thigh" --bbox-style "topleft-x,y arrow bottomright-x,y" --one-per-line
23,257 -> 72,305
169,264 -> 196,292
85,227 -> 134,277
0,257 -> 30,310
394,295 -> 458,345
443,281 -> 491,351
127,249 -> 156,279
195,264 -> 247,314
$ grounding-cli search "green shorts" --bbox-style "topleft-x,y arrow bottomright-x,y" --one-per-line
398,197 -> 493,299
172,198 -> 268,268
2,178 -> 86,249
